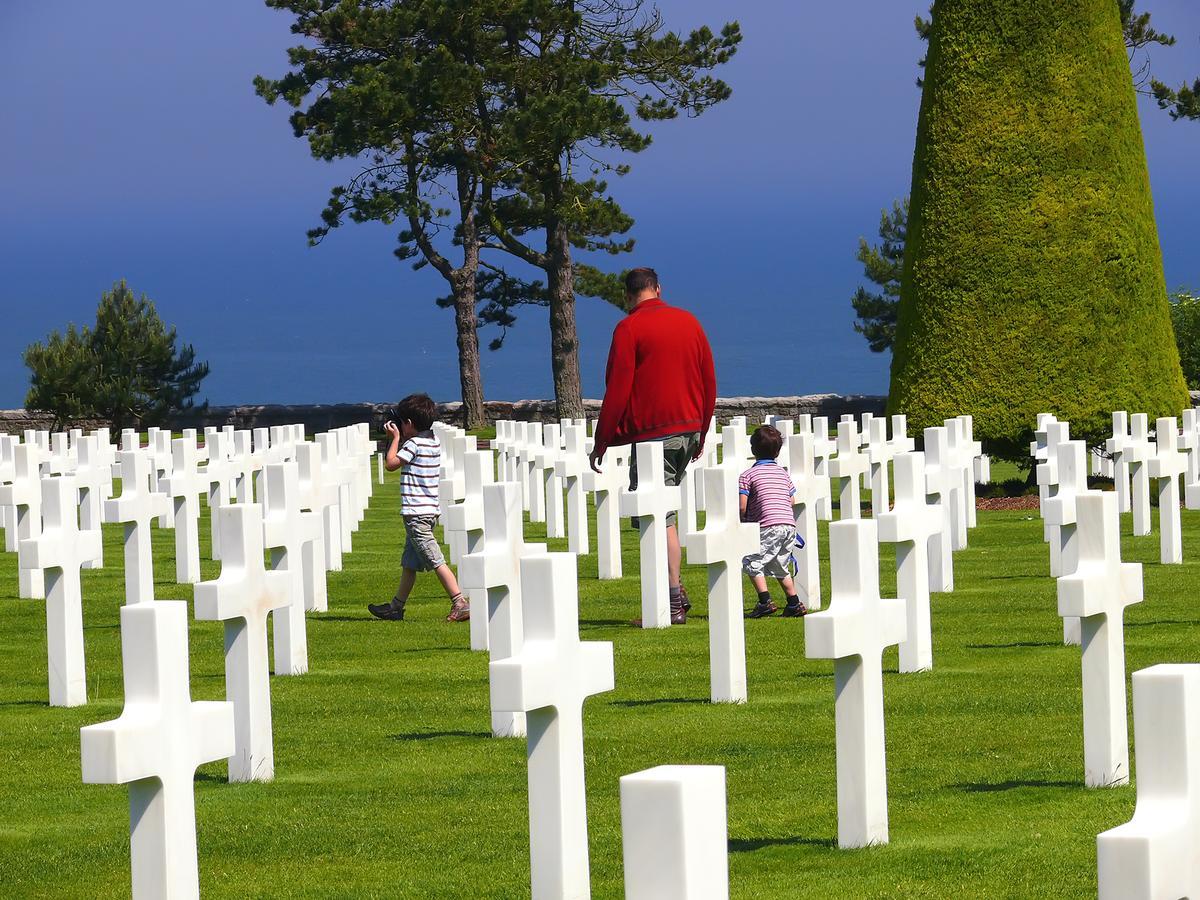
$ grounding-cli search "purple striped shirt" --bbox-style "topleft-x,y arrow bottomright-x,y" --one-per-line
739,460 -> 796,527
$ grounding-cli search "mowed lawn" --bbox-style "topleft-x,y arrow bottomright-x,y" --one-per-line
2,469 -> 1199,898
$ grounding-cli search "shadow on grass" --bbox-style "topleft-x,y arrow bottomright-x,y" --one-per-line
966,641 -> 1060,650
953,779 -> 1077,793
581,619 -> 637,627
396,646 -> 466,654
314,616 -> 370,623
611,697 -> 707,708
1127,619 -> 1200,628
729,835 -> 837,853
0,699 -> 44,707
390,730 -> 489,742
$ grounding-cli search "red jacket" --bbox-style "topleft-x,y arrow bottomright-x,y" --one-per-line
593,298 -> 717,457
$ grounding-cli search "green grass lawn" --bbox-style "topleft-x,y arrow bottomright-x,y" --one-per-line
1,474 -> 1197,898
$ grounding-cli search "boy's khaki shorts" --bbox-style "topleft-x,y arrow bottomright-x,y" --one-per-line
402,514 -> 445,571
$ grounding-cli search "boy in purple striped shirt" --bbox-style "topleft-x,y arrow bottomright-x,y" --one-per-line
739,425 -> 806,619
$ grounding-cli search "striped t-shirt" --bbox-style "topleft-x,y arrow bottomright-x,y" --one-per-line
738,460 -> 796,527
398,431 -> 441,516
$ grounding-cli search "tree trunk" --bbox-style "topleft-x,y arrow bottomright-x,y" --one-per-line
547,217 -> 584,419
450,272 -> 486,430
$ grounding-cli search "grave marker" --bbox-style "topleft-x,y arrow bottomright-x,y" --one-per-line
262,462 -> 310,676
619,442 -> 682,628
104,451 -> 171,606
784,433 -> 823,611
1147,416 -> 1186,565
1,443 -> 45,598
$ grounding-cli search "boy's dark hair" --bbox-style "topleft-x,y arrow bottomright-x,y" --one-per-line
750,424 -> 784,461
624,267 -> 659,298
394,393 -> 436,431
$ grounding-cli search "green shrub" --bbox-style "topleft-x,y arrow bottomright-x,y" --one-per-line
888,0 -> 1189,459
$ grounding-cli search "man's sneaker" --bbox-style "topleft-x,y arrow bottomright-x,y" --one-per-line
446,597 -> 470,622
671,609 -> 687,626
368,600 -> 405,621
678,585 -> 692,613
782,602 -> 808,618
747,600 -> 778,619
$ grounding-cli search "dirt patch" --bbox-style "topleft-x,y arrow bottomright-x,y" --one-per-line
976,496 -> 1040,511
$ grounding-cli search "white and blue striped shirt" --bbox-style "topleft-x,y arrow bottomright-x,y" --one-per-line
398,431 -> 441,516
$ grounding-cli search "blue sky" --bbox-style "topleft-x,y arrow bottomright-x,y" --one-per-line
1,1 -> 1197,407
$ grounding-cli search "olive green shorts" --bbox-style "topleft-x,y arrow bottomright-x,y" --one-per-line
627,432 -> 701,528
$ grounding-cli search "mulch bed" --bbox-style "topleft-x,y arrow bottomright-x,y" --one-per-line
976,496 -> 1040,511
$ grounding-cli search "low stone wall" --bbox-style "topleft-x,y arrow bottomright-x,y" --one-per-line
0,395 -> 887,436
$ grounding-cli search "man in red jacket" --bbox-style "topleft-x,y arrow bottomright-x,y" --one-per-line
589,267 -> 717,625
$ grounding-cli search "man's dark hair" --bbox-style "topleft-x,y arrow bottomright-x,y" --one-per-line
624,267 -> 659,298
394,393 -> 436,431
750,424 -> 784,461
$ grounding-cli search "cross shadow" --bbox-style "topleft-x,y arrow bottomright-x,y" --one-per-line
313,615 -> 368,623
1127,619 -> 1200,628
728,835 -> 837,853
194,771 -> 225,783
966,641 -> 1060,649
580,618 -> 635,627
84,623 -> 120,630
0,699 -> 44,707
390,730 -> 489,742
396,645 -> 464,654
610,697 -> 706,708
952,779 -> 1078,793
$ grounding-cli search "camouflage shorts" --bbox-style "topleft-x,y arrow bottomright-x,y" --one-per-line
627,432 -> 701,528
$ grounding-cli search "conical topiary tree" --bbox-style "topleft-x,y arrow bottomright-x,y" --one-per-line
888,0 -> 1188,458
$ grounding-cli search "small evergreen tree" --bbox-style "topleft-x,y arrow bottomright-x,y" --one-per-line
851,199 -> 907,353
1169,290 -> 1200,389
24,281 -> 209,432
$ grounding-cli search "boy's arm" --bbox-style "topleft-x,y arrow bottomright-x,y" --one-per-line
383,423 -> 410,472
739,492 -> 749,522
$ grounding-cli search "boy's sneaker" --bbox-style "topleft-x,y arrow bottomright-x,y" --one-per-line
782,602 -> 808,618
446,597 -> 470,622
747,600 -> 778,619
368,600 -> 405,621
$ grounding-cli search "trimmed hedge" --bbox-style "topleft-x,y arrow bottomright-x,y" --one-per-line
888,0 -> 1188,458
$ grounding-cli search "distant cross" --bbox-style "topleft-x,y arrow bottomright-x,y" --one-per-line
523,423 -> 547,523
317,432 -> 354,556
81,601 -> 234,900
536,424 -> 566,539
1,443 -> 45,598
943,417 -> 973,549
922,427 -> 958,594
828,421 -> 869,520
555,424 -> 591,555
0,434 -> 15,553
150,428 -> 174,528
887,415 -> 915,457
1043,440 -> 1089,646
73,435 -> 112,570
104,450 -> 171,606
490,553 -> 614,899
446,449 -> 495,652
1182,408 -> 1200,510
619,442 -> 682,628
784,433 -> 824,610
297,441 -> 343,573
201,431 -> 235,562
162,438 -> 208,585
1036,420 -> 1071,576
1096,663 -> 1200,900
1147,416 -> 1186,565
1124,413 -> 1153,537
231,430 -> 258,505
262,462 -> 310,677
955,415 -> 982,529
810,417 -> 835,521
1057,491 -> 1142,787
1104,411 -> 1132,515
582,444 -> 627,580
805,519 -> 906,848
461,481 -> 547,736
685,466 -> 759,703
877,452 -> 943,673
194,503 -> 291,782
865,417 -> 894,518
22,475 -> 102,706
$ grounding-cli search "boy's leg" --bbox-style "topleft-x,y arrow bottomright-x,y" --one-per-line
369,566 -> 416,620
434,563 -> 462,599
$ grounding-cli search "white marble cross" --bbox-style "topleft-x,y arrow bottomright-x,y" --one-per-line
537,424 -> 566,540
201,430 -> 234,562
74,435 -> 111,569
1043,440 -> 1089,646
0,434 -> 15,553
461,481 -> 547,736
954,415 -> 982,530
1148,416 -> 1186,565
162,438 -> 208,585
582,444 -> 627,580
231,431 -> 258,505
490,552 -> 614,900
1105,411 -> 1133,515
1097,663 -> 1200,899
784,433 -> 823,611
888,415 -> 915,456
620,765 -> 729,900
865,417 -> 893,518
262,462 -> 310,677
685,466 -> 759,703
805,519 -> 906,848
810,416 -> 836,521
2,443 -> 45,598
446,449 -> 495,652
1036,420 -> 1071,576
1058,491 -> 1141,788
555,424 -> 590,555
297,440 -> 343,572
828,421 -> 869,520
620,442 -> 682,628
81,601 -> 234,900
1125,413 -> 1153,537
1183,408 -> 1200,510
922,427 -> 958,593
21,475 -> 102,706
523,423 -> 547,523
104,450 -> 171,606
719,423 -> 751,475
194,503 -> 291,782
876,452 -> 942,674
